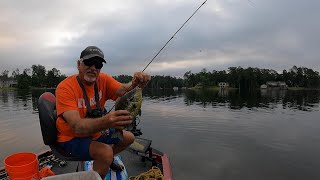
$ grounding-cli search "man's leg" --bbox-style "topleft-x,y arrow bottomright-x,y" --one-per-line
91,130 -> 134,174
89,141 -> 114,179
112,130 -> 135,154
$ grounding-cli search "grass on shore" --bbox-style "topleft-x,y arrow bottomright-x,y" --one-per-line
0,87 -> 17,90
190,86 -> 238,90
288,87 -> 320,90
30,87 -> 56,90
0,87 -> 56,90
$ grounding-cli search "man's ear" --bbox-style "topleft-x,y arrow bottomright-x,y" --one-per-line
77,60 -> 81,70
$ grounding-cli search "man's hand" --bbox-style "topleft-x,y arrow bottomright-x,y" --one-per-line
104,110 -> 133,129
132,72 -> 151,89
116,72 -> 150,97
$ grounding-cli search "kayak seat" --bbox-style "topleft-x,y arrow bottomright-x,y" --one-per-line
38,92 -> 85,162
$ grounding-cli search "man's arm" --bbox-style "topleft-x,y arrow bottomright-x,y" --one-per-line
62,110 -> 133,136
115,81 -> 133,97
115,72 -> 150,97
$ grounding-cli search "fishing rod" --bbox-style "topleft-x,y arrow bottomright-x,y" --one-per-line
142,0 -> 208,72
108,0 -> 208,113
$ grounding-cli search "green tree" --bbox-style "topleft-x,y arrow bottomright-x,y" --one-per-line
113,75 -> 133,83
31,64 -> 46,87
17,68 -> 32,89
0,70 -> 9,80
46,68 -> 62,88
12,68 -> 20,78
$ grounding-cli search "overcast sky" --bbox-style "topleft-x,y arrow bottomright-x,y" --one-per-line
1,0 -> 319,77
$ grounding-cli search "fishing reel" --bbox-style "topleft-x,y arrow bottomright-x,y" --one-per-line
126,116 -> 143,136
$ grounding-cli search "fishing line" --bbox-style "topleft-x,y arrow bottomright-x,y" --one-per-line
142,0 -> 208,72
247,0 -> 255,7
108,0 -> 208,113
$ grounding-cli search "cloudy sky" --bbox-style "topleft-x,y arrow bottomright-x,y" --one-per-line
0,0 -> 319,77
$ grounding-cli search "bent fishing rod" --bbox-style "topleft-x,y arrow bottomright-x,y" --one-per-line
108,0 -> 208,113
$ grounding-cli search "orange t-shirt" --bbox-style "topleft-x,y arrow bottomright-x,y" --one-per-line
55,73 -> 121,142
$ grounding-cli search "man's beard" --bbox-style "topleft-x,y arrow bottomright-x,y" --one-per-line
84,74 -> 97,83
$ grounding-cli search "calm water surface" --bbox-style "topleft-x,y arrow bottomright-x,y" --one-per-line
1,89 -> 320,180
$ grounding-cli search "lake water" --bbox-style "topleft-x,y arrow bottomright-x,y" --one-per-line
1,88 -> 320,180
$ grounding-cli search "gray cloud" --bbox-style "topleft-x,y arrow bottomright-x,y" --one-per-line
0,0 -> 319,77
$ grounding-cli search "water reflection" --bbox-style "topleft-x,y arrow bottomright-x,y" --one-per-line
0,90 -> 9,103
0,90 -> 32,111
282,90 -> 320,111
1,89 -> 320,179
31,89 -> 55,112
143,88 -> 320,111
3,88 -> 318,113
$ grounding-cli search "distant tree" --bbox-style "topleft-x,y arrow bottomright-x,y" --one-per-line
58,74 -> 67,83
46,68 -> 62,88
16,68 -> 32,89
228,67 -> 243,88
183,70 -> 198,87
183,71 -> 192,87
113,75 -> 133,83
10,64 -> 320,90
12,68 -> 20,78
142,75 -> 184,89
0,70 -> 9,80
240,67 -> 258,91
198,68 -> 210,87
31,64 -> 46,87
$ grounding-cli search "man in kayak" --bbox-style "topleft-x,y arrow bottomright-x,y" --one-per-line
55,46 -> 150,179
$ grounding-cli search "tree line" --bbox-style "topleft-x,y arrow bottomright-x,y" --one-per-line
116,66 -> 320,89
184,66 -> 320,89
1,65 -> 320,89
0,65 -> 67,89
113,74 -> 184,89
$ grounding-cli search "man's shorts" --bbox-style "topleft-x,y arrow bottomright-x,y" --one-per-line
58,128 -> 121,161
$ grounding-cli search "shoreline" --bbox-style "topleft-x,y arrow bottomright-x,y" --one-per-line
287,87 -> 320,90
0,87 -> 56,90
1,87 -> 320,91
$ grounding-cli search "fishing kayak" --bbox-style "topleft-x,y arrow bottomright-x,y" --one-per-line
0,137 -> 173,180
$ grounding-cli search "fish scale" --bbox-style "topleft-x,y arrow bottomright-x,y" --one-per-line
115,87 -> 142,120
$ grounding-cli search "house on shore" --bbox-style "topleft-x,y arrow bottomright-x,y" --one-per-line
261,81 -> 288,89
218,82 -> 229,89
0,78 -> 17,88
260,84 -> 267,89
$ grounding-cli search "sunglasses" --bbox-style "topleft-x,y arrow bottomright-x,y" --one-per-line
81,59 -> 104,69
